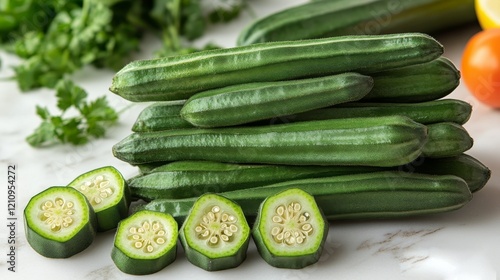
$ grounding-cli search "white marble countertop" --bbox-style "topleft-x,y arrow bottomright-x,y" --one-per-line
1,1 -> 499,279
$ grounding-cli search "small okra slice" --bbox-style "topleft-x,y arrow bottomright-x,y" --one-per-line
111,210 -> 178,275
24,186 -> 97,258
180,193 -> 251,271
252,188 -> 329,269
68,166 -> 130,231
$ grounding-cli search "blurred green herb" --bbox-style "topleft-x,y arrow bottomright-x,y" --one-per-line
1,0 -> 247,147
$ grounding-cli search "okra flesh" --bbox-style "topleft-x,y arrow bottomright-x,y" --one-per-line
253,188 -> 328,269
24,187 -> 97,258
68,166 -> 130,232
111,210 -> 178,275
180,194 -> 251,271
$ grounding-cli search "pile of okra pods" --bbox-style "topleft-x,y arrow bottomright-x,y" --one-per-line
24,20 -> 491,278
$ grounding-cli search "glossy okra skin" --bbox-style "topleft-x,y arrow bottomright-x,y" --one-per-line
128,98 -> 472,131
110,33 -> 443,101
269,99 -> 472,126
132,101 -> 192,132
127,160 -> 384,201
403,154 -> 491,193
180,73 -> 374,128
237,0 -> 476,46
141,172 -> 472,225
366,57 -> 461,102
422,122 -> 473,158
112,116 -> 428,167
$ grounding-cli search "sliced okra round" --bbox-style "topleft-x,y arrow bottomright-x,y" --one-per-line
68,166 -> 130,231
180,193 -> 251,271
252,188 -> 329,269
111,210 -> 178,275
24,186 -> 97,258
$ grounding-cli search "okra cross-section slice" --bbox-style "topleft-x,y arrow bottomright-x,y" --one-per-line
111,210 -> 178,275
180,193 -> 251,271
68,166 -> 130,231
253,188 -> 328,269
24,186 -> 97,258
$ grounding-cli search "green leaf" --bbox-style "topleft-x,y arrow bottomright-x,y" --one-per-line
35,106 -> 51,120
58,117 -> 88,145
55,79 -> 87,111
26,121 -> 57,147
81,96 -> 118,122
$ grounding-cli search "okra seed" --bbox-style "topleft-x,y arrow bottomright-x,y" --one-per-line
196,205 -> 239,246
271,202 -> 313,246
271,227 -> 281,235
277,206 -> 285,216
156,237 -> 165,244
127,219 -> 168,254
208,212 -> 215,220
229,224 -> 238,232
210,236 -> 219,244
152,222 -> 160,231
146,245 -> 154,253
276,233 -> 284,241
77,175 -> 114,207
39,198 -> 76,232
294,203 -> 301,212
272,216 -> 283,223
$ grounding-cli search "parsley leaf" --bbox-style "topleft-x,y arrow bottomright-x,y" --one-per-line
26,79 -> 118,147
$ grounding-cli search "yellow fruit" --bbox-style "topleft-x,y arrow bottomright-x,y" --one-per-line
476,0 -> 500,29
